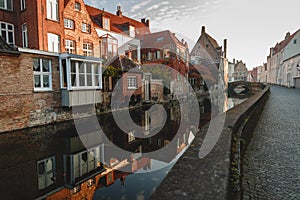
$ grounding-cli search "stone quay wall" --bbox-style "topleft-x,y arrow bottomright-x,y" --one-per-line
150,84 -> 270,200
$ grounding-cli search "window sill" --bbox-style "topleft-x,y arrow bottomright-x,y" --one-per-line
34,89 -> 53,93
46,18 -> 60,23
127,87 -> 137,90
0,8 -> 13,12
69,87 -> 101,91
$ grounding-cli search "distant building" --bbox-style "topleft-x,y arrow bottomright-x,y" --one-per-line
190,26 -> 228,88
247,67 -> 258,82
265,28 -> 300,88
257,63 -> 268,83
233,60 -> 248,81
281,29 -> 300,88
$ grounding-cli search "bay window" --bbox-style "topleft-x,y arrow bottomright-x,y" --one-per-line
101,34 -> 117,59
33,58 -> 52,91
70,61 -> 100,88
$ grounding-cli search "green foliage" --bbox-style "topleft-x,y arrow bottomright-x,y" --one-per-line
103,66 -> 121,77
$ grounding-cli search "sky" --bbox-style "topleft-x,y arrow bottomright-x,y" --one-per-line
86,0 -> 300,69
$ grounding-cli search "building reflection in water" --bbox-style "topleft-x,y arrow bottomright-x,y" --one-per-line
0,103 -> 206,200
0,93 -> 246,200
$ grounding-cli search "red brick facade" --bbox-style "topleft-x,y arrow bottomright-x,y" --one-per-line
0,50 -> 62,132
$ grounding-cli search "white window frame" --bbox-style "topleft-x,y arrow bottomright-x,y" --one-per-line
128,130 -> 136,143
128,76 -> 137,89
83,43 -> 93,56
37,156 -> 56,190
70,60 -> 101,89
47,33 -> 60,52
74,1 -> 81,11
129,25 -> 135,38
82,23 -> 91,33
33,58 -> 52,91
20,0 -> 26,10
22,23 -> 28,47
0,0 -> 13,10
46,0 -> 58,21
103,17 -> 110,30
64,18 -> 74,29
0,21 -> 14,44
65,39 -> 75,54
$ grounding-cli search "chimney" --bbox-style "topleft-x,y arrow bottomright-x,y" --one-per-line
146,19 -> 150,27
201,26 -> 205,34
181,39 -> 184,44
223,39 -> 227,58
116,5 -> 122,16
233,58 -> 235,64
141,18 -> 146,24
285,32 -> 291,40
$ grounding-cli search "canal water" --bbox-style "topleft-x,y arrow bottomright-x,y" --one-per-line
0,96 -> 244,200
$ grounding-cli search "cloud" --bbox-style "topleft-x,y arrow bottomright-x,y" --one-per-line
85,0 -> 222,23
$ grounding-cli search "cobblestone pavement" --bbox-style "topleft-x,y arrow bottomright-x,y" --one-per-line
242,86 -> 300,200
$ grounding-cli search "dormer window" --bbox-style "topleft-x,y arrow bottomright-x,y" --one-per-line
103,17 -> 110,30
74,2 -> 81,11
129,25 -> 135,37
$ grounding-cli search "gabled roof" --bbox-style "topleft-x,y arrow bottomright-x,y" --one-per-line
85,5 -> 150,36
270,29 -> 300,55
105,55 -> 140,72
0,37 -> 20,55
140,30 -> 187,50
190,26 -> 221,57
205,33 -> 220,49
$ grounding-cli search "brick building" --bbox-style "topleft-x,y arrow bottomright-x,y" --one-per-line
0,36 -> 65,132
190,26 -> 228,88
233,60 -> 248,81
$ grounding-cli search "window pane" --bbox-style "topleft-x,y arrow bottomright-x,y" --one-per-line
42,60 -> 50,72
34,75 -> 41,87
8,32 -> 13,44
38,162 -> 45,175
7,0 -> 12,10
79,74 -> 85,86
33,59 -> 40,71
43,75 -> 49,87
1,30 -> 7,41
71,62 -> 76,73
86,63 -> 92,73
79,64 -> 84,73
71,74 -> 77,86
46,159 -> 53,173
86,74 -> 92,86
0,1 -> 4,8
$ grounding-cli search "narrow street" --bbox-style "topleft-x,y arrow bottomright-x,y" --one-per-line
242,86 -> 300,199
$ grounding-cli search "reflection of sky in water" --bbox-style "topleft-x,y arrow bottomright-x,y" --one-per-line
94,132 -> 195,199
93,162 -> 175,200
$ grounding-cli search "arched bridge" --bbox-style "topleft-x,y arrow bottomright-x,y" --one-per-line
228,81 -> 266,97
